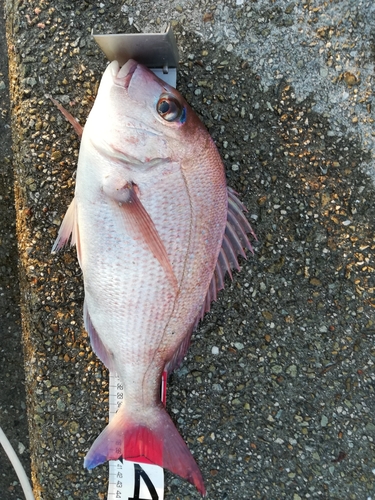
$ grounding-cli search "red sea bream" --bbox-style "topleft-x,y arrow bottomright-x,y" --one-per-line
53,59 -> 254,495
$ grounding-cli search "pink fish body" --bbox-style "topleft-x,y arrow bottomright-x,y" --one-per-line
53,60 -> 254,495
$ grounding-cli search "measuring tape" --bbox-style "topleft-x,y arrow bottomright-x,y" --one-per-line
107,373 -> 166,500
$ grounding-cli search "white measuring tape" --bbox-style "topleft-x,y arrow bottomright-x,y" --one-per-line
107,373 -> 166,500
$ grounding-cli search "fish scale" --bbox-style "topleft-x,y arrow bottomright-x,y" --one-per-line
52,59 -> 254,496
83,173 -> 195,355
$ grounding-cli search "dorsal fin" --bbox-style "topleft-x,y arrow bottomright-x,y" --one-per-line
201,186 -> 255,319
49,96 -> 83,138
167,187 -> 256,374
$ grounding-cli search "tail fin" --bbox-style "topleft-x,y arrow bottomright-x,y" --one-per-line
84,403 -> 205,496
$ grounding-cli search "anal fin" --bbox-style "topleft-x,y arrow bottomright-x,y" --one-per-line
83,301 -> 116,372
164,327 -> 194,374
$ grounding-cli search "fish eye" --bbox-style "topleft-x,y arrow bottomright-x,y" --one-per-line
157,94 -> 186,123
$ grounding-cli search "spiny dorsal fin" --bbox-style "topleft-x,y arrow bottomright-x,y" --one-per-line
49,95 -> 83,138
202,186 -> 255,316
168,187 -> 256,374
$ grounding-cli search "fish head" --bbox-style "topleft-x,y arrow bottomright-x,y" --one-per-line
85,59 -> 204,167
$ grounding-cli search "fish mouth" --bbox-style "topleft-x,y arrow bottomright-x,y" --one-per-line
114,59 -> 138,90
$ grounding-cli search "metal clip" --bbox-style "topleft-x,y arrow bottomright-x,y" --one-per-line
92,24 -> 179,87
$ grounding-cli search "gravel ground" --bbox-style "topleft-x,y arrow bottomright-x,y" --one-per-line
2,0 -> 375,499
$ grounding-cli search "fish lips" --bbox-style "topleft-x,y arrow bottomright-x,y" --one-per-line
115,59 -> 138,90
113,59 -> 166,101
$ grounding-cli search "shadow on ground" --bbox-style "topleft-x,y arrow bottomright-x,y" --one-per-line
0,1 -> 31,499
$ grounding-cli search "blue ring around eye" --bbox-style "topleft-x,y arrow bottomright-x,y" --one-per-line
180,107 -> 187,124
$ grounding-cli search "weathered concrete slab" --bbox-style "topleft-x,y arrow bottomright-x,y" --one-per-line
3,0 -> 375,499
0,1 -> 31,498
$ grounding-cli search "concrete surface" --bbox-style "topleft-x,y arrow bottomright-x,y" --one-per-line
0,0 -> 31,498
2,0 -> 375,499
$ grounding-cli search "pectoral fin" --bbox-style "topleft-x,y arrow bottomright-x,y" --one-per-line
105,182 -> 178,291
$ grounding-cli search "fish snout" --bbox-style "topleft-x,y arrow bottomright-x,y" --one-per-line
114,59 -> 138,89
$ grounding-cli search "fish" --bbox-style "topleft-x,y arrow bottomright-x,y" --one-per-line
52,59 -> 255,496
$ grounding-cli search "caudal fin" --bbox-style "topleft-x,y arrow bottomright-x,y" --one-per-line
84,403 -> 205,496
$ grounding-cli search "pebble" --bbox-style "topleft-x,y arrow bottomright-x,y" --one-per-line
51,151 -> 62,161
18,442 -> 26,455
285,3 -> 296,14
21,77 -> 37,87
286,364 -> 297,377
271,365 -> 283,374
321,415 -> 329,427
69,421 -> 79,434
262,310 -> 273,320
56,398 -> 65,411
310,278 -> 322,286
